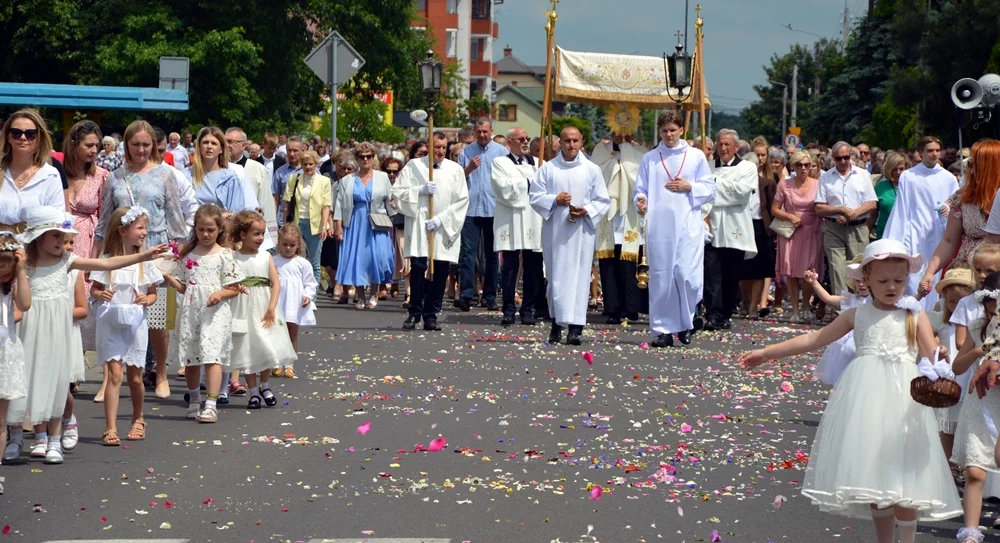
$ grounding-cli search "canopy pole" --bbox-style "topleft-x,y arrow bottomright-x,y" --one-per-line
539,0 -> 558,163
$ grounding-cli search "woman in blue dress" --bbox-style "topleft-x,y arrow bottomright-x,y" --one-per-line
187,126 -> 246,212
334,143 -> 395,310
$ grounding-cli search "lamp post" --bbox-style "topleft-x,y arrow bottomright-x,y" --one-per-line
417,50 -> 443,279
664,32 -> 693,108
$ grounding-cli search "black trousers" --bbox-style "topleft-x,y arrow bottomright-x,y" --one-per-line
500,250 -> 544,319
408,257 -> 449,322
703,245 -> 744,324
597,245 -> 648,317
459,216 -> 499,303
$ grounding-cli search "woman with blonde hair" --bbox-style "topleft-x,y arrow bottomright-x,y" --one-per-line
334,142 -> 395,309
281,149 -> 332,284
0,109 -> 65,232
771,150 -> 824,322
188,126 -> 245,211
868,152 -> 910,240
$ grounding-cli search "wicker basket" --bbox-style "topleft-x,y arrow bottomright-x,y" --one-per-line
910,376 -> 961,408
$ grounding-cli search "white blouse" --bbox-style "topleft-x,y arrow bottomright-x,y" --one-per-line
0,163 -> 65,224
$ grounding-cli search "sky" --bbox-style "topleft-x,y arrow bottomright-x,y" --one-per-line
493,0 -> 861,113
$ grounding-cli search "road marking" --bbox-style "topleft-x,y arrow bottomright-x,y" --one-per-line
307,540 -> 452,543
45,540 -> 190,543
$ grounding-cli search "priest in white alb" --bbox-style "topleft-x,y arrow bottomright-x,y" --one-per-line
634,111 -> 716,348
593,127 -> 649,324
885,137 -> 959,310
529,126 -> 611,346
392,131 -> 470,332
491,127 -> 544,327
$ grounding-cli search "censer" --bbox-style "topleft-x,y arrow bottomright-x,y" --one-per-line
636,208 -> 650,289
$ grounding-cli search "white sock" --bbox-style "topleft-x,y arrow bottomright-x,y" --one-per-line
220,372 -> 231,394
897,519 -> 917,543
249,386 -> 260,398
260,382 -> 271,392
205,398 -> 217,410
188,388 -> 201,403
62,415 -> 73,426
47,436 -> 61,452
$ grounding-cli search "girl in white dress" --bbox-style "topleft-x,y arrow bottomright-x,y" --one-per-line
928,266 -> 975,478
0,234 -> 30,466
273,223 -> 317,377
90,206 -> 163,445
949,271 -> 1000,543
229,212 -> 297,408
160,204 -> 244,424
5,207 -> 167,465
739,239 -> 962,543
803,254 -> 869,386
60,239 -> 87,453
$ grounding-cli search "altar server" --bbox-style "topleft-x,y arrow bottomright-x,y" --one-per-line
634,111 -> 716,348
529,126 -> 611,346
392,132 -> 469,331
491,127 -> 544,326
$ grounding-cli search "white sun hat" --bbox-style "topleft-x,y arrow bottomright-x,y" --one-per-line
16,206 -> 79,245
847,239 -> 923,280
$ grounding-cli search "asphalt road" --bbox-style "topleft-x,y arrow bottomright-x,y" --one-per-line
0,297 -> 987,542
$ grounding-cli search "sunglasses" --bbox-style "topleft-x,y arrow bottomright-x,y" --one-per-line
834,156 -> 851,162
8,128 -> 38,141
386,169 -> 400,175
358,154 -> 374,160
512,137 -> 530,143
793,162 -> 811,168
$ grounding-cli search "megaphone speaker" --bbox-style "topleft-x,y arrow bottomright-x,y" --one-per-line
979,74 -> 1000,107
953,78 -> 984,110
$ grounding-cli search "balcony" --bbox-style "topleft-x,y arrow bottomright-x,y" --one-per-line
472,0 -> 491,19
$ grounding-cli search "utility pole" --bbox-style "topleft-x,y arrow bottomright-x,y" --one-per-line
707,107 -> 713,139
814,42 -> 822,97
791,64 -> 798,127
842,1 -> 850,53
770,80 -> 788,138
868,0 -> 875,20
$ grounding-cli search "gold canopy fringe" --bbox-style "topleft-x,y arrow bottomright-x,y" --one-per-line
595,249 -> 616,260
620,251 -> 639,263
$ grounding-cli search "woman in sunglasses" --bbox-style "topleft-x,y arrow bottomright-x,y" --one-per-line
771,150 -> 824,323
0,109 -> 66,233
381,156 -> 406,300
333,142 -> 395,310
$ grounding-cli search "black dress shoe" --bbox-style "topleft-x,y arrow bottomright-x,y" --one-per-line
453,298 -> 471,312
606,316 -> 622,325
402,315 -> 421,330
651,333 -> 674,348
501,316 -> 515,326
757,307 -> 771,319
721,319 -> 732,330
520,315 -> 536,326
423,320 -> 442,331
486,302 -> 499,311
548,324 -> 563,344
692,315 -> 706,331
677,330 -> 692,345
566,331 -> 582,346
625,312 -> 640,322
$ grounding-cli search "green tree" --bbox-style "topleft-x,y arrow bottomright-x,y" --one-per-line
319,97 -> 404,144
552,116 -> 593,148
562,103 -> 610,145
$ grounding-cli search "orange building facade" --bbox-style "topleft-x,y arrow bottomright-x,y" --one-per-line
413,0 -> 500,102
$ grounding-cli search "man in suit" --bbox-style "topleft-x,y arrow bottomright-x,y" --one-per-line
226,127 -> 278,244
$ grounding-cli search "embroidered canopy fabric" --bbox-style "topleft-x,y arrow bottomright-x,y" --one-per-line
554,47 -> 710,110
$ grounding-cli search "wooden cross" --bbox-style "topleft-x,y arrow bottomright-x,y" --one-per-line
674,30 -> 683,44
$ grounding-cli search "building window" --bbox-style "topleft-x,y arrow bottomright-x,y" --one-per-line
470,39 -> 480,62
498,104 -> 517,121
472,0 -> 491,19
447,0 -> 458,14
415,0 -> 427,11
446,29 -> 457,58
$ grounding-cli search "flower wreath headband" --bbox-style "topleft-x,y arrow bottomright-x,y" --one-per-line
0,237 -> 21,252
975,289 -> 1000,303
120,206 -> 150,226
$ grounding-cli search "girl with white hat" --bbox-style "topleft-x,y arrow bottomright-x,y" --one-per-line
739,239 -> 962,543
3,206 -> 167,465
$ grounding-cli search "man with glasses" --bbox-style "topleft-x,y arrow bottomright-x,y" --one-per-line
272,136 -> 303,226
858,143 -> 872,173
226,127 -> 277,246
491,127 -> 544,326
455,117 -> 509,311
815,141 -> 877,298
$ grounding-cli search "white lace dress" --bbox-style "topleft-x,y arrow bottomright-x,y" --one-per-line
228,250 -> 297,374
167,249 -> 244,367
801,303 -> 962,521
67,270 -> 86,383
931,311 -> 970,434
9,252 -> 75,424
274,255 -> 317,326
90,262 -> 164,368
0,290 -> 26,400
951,317 -> 1000,475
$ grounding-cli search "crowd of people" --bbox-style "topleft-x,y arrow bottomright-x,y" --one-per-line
7,103 -> 1000,542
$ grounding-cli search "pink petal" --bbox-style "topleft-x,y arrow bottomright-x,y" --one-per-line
583,352 -> 594,365
780,381 -> 794,393
680,423 -> 692,433
710,529 -> 722,542
590,485 -> 603,500
428,437 -> 447,451
357,421 -> 371,435
639,342 -> 650,350
773,494 -> 785,509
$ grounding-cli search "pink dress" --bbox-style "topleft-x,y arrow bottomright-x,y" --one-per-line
774,177 -> 825,280
68,167 -> 108,352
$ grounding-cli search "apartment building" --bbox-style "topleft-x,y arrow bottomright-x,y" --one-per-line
413,0 -> 500,101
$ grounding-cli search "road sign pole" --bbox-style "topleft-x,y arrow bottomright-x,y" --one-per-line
330,35 -> 338,149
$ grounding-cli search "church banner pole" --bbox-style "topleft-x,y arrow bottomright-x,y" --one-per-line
538,0 -> 558,164
696,5 -> 707,152
426,107 -> 436,280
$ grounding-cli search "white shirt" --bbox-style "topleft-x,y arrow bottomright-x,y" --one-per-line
276,144 -> 287,158
0,164 -> 65,224
983,188 -> 1000,235
166,164 -> 199,231
167,144 -> 190,170
949,294 -> 983,329
815,165 -> 877,215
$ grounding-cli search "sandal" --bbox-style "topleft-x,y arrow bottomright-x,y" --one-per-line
390,284 -> 399,298
337,295 -> 349,305
271,368 -> 284,377
368,296 -> 378,309
229,382 -> 248,396
355,300 -> 366,310
126,420 -> 146,441
102,428 -> 121,446
247,395 -> 263,410
196,406 -> 218,423
176,367 -> 186,377
378,288 -> 388,300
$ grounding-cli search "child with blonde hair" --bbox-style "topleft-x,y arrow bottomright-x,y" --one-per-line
272,223 -> 317,378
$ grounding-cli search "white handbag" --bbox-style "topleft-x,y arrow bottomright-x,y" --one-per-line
769,219 -> 795,239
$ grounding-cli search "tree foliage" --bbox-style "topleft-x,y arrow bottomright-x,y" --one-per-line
552,116 -> 593,149
318,98 -> 405,144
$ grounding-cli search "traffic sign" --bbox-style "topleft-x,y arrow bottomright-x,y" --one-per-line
304,31 -> 365,87
784,133 -> 800,148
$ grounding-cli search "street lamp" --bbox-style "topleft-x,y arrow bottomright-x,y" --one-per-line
416,50 -> 443,278
664,32 -> 693,106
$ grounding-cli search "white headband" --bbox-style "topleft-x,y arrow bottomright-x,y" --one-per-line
120,206 -> 149,226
